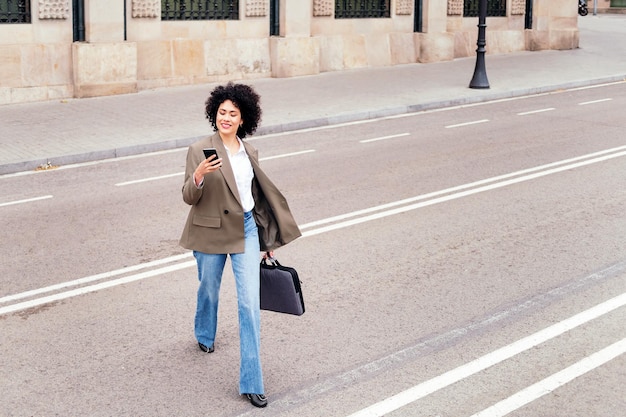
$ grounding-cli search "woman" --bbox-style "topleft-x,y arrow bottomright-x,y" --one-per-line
179,82 -> 301,408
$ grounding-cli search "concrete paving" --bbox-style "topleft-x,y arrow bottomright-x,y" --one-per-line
0,15 -> 624,175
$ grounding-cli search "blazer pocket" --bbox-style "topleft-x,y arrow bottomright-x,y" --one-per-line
193,214 -> 221,228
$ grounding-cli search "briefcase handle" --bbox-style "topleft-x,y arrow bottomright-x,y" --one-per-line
261,256 -> 281,267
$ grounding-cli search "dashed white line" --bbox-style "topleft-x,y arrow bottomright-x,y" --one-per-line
114,150 -> 315,186
0,195 -> 53,208
115,172 -> 182,186
359,133 -> 410,144
517,108 -> 555,116
578,98 -> 613,105
260,149 -> 316,160
445,119 -> 490,129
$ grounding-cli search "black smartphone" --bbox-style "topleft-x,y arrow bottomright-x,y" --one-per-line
203,148 -> 218,160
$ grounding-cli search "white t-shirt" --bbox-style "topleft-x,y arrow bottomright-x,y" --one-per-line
227,138 -> 255,212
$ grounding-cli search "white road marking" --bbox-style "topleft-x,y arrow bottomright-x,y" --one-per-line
301,146 -> 626,236
0,260 -> 196,316
2,81 -> 623,181
0,195 -> 53,208
445,119 -> 490,129
0,148 -> 185,179
254,81 -> 625,139
2,146 -> 626,315
345,293 -> 626,417
115,172 -> 182,186
299,144 -> 626,230
113,151 -> 315,186
260,149 -> 316,160
234,260 -> 626,417
578,98 -> 613,105
470,338 -> 626,417
0,253 -> 191,305
517,108 -> 555,116
359,133 -> 410,143
569,81 -> 624,91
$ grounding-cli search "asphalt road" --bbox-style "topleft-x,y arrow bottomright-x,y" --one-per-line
1,82 -> 625,417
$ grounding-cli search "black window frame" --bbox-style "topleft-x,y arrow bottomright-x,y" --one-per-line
0,0 -> 31,24
335,0 -> 391,19
161,0 -> 239,21
463,0 -> 506,17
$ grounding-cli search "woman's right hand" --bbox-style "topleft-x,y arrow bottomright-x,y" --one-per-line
194,155 -> 222,186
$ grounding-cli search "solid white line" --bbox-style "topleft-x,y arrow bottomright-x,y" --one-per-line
115,172 -> 182,186
299,145 -> 626,230
445,119 -> 489,129
0,260 -> 196,316
578,98 -> 613,106
0,253 -> 192,304
2,146 -> 626,314
359,133 -> 410,144
470,338 -> 626,417
569,81 -> 624,91
346,292 -> 626,417
0,148 -> 185,179
0,195 -> 53,208
517,108 -> 555,116
302,149 -> 626,237
234,261 -> 626,417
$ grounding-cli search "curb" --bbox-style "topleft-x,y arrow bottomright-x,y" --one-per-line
2,75 -> 624,176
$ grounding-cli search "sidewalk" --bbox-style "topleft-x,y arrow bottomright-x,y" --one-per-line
1,15 -> 625,175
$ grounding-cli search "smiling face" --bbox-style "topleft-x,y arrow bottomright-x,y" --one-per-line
216,100 -> 242,138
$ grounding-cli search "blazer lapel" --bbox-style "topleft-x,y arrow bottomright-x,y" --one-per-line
210,133 -> 242,208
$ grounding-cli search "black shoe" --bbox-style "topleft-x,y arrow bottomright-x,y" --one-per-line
245,393 -> 267,408
198,342 -> 214,353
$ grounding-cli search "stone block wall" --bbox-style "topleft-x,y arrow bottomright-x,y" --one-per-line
0,1 -> 73,104
0,0 -> 580,104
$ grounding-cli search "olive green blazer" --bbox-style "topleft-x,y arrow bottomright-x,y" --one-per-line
179,133 -> 301,254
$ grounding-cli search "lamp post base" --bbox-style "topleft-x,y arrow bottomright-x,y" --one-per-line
469,56 -> 490,89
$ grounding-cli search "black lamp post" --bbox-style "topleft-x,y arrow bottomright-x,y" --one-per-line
469,0 -> 490,89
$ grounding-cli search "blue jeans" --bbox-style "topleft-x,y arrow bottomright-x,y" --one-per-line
193,211 -> 264,395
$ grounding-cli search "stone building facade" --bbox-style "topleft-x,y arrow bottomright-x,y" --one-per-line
0,0 -> 580,105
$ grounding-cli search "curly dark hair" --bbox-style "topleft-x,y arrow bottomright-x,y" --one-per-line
204,82 -> 262,139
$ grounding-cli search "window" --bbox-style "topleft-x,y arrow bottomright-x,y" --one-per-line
161,0 -> 239,21
463,0 -> 506,17
335,0 -> 390,19
0,0 -> 31,24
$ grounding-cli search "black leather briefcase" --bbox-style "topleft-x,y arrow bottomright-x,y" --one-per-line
260,257 -> 305,316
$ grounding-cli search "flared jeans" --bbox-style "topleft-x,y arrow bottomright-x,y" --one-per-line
193,211 -> 264,395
